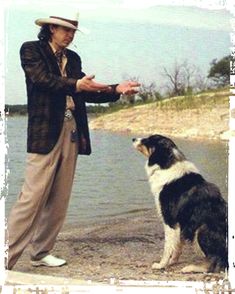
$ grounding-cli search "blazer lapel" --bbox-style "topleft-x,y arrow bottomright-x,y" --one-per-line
39,41 -> 62,76
65,51 -> 82,79
65,53 -> 73,78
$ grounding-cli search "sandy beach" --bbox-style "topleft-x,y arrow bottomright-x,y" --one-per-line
89,90 -> 230,140
11,209 -> 226,284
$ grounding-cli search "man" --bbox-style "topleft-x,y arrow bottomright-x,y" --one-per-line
6,13 -> 139,269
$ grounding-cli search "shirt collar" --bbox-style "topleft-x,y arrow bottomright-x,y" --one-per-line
49,42 -> 66,56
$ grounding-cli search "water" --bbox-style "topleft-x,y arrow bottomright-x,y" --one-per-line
4,116 -> 228,224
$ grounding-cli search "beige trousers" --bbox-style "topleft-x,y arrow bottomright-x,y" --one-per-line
7,117 -> 78,269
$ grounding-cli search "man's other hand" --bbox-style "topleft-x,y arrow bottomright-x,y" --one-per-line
76,75 -> 112,92
115,81 -> 141,95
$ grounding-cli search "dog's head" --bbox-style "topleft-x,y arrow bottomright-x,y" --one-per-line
132,134 -> 185,169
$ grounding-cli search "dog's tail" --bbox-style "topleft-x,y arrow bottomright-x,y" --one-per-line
208,255 -> 228,273
197,224 -> 228,273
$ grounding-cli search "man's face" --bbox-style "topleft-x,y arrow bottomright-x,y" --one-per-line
50,25 -> 76,50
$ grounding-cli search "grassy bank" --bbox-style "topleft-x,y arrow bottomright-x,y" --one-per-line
89,88 -> 230,140
154,89 -> 228,111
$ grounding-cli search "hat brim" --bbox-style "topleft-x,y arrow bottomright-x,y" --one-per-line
35,17 -> 87,33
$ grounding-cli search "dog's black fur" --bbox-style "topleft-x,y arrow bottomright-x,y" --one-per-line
133,134 -> 228,273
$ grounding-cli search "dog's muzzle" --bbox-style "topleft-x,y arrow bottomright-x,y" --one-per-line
132,138 -> 142,148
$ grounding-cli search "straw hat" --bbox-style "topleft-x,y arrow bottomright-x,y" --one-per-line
35,12 -> 87,33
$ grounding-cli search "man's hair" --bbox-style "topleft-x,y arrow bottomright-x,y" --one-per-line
37,24 -> 58,41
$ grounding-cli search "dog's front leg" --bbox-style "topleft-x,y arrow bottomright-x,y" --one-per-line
169,225 -> 183,265
152,225 -> 180,270
169,241 -> 183,265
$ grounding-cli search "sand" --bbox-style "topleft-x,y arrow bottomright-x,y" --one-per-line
11,209 -> 226,284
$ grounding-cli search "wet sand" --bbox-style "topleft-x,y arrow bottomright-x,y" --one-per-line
12,209 -> 225,284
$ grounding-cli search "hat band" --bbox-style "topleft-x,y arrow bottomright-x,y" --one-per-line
50,16 -> 78,28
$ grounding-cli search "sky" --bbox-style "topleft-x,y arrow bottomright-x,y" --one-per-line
2,0 -> 233,31
1,0 -> 233,105
2,0 -> 234,10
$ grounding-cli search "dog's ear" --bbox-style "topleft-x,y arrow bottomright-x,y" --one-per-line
173,148 -> 186,161
148,152 -> 159,167
148,146 -> 185,169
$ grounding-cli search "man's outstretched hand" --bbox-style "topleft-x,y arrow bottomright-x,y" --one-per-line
77,75 -> 140,95
115,81 -> 141,95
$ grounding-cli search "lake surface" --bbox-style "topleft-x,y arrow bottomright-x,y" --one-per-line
4,116 -> 228,225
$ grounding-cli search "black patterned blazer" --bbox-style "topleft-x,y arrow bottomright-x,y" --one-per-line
20,40 -> 120,155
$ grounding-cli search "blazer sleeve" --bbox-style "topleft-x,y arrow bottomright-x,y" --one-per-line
20,42 -> 78,95
80,84 -> 121,104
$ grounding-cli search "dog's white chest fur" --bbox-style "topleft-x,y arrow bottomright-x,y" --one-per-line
145,160 -> 199,220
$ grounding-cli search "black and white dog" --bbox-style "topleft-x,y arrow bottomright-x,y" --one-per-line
133,134 -> 228,273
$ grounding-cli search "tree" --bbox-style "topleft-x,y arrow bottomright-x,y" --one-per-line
162,60 -> 208,96
162,61 -> 186,97
208,55 -> 230,87
138,82 -> 162,102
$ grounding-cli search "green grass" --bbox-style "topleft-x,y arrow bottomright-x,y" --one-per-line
155,90 -> 228,111
93,87 -> 229,116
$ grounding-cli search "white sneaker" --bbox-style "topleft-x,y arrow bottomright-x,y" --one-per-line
30,255 -> 67,267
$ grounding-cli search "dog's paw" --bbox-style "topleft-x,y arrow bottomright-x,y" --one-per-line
180,265 -> 194,273
152,262 -> 165,270
169,257 -> 179,266
181,264 -> 209,273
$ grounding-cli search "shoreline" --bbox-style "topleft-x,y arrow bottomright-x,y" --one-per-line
89,96 -> 230,141
11,209 -> 226,283
5,93 -> 231,141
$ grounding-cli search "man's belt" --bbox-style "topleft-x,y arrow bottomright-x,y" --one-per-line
64,109 -> 73,120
